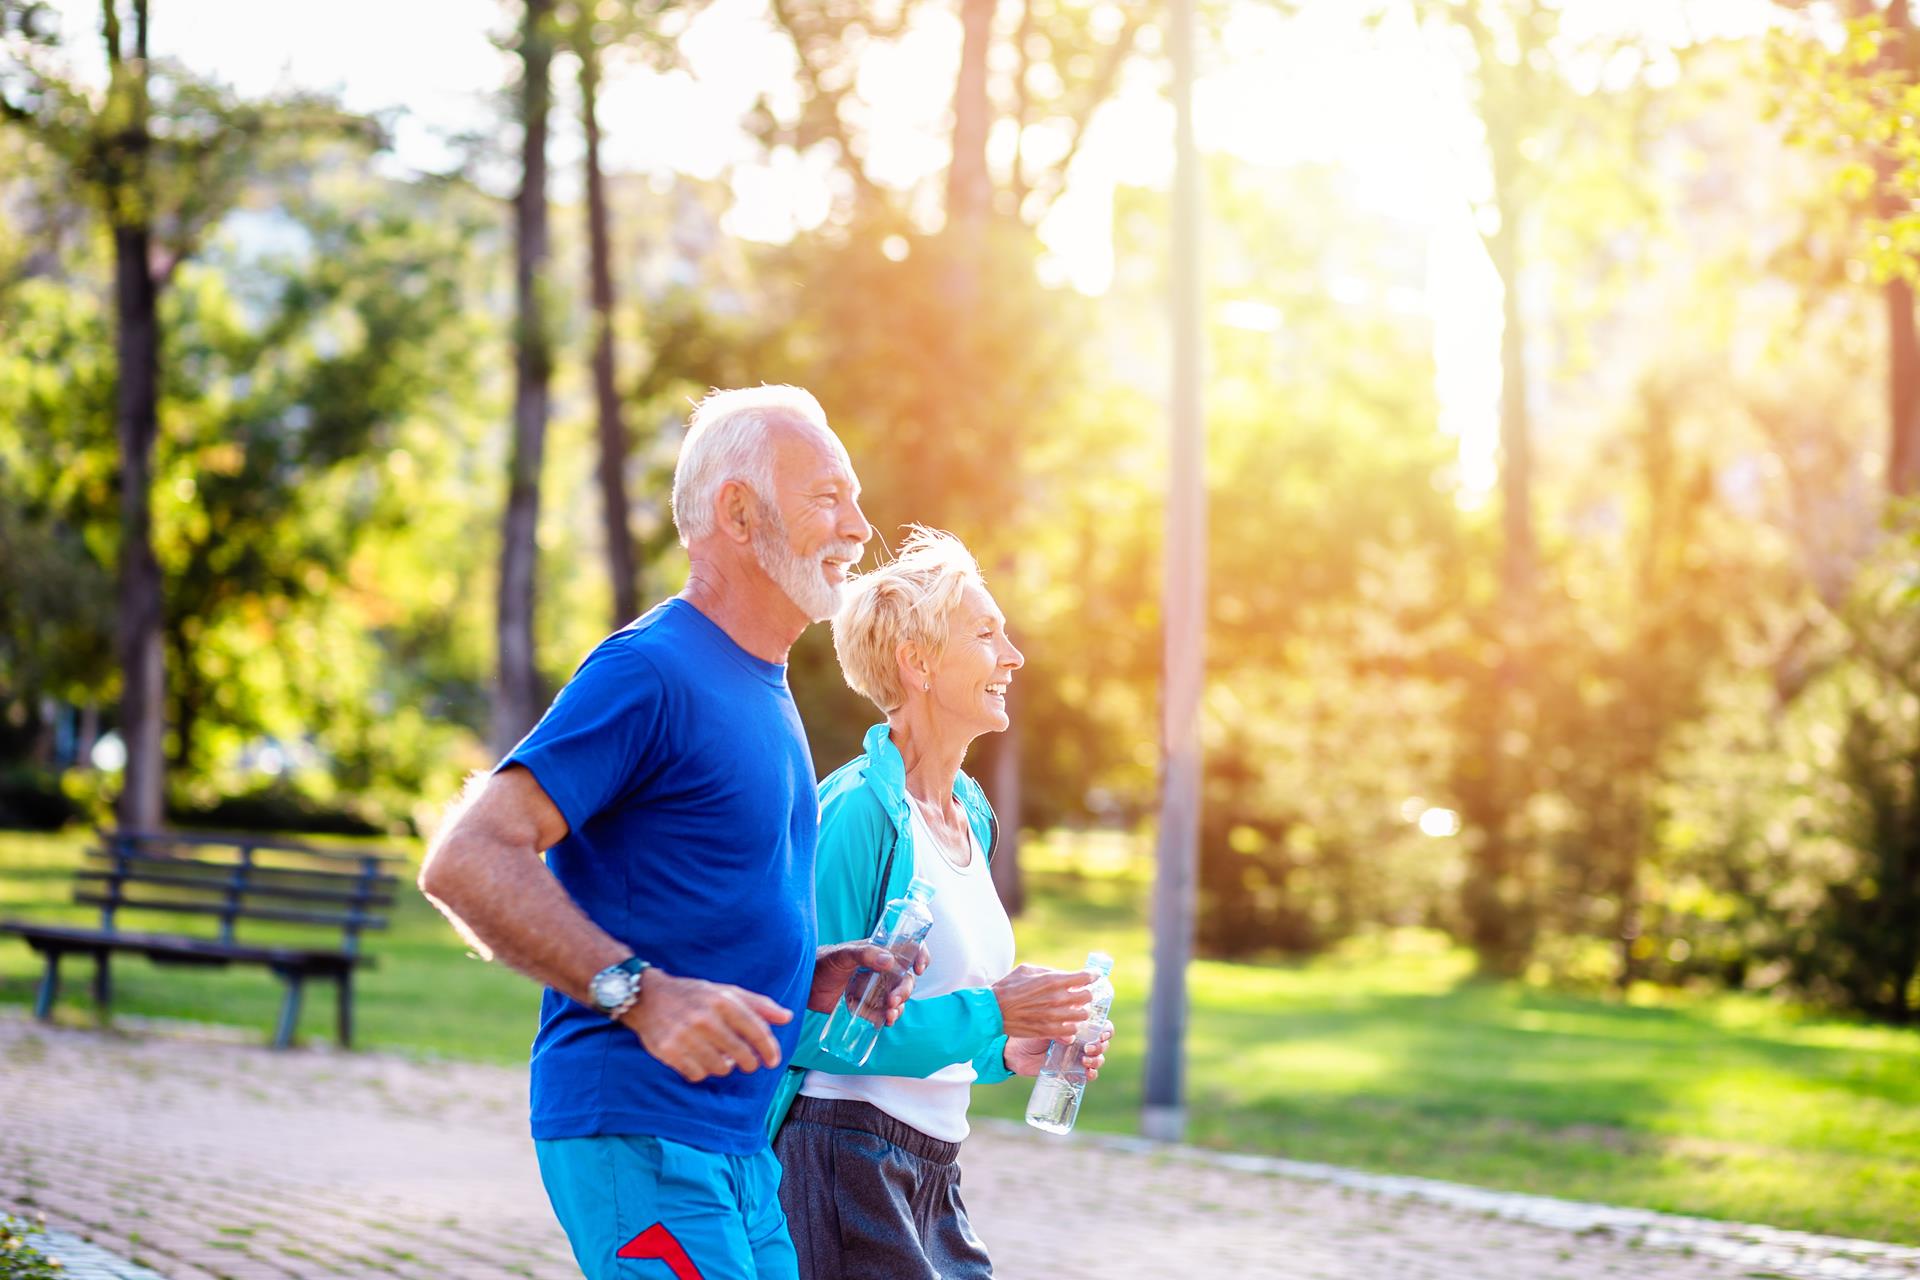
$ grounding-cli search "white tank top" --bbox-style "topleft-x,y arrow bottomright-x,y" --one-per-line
799,797 -> 1016,1142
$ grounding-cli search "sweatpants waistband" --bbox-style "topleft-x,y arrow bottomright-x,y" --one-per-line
784,1095 -> 962,1165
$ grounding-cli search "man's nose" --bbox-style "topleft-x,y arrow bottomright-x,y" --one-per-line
842,499 -> 873,546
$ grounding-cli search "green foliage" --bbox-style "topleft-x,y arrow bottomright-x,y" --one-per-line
164,782 -> 389,838
0,768 -> 78,832
1787,553 -> 1920,1022
0,1214 -> 63,1280
1768,5 -> 1920,282
152,161 -> 492,776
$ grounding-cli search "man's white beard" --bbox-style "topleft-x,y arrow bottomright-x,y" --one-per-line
753,505 -> 852,623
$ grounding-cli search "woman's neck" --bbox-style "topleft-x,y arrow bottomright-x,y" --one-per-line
887,715 -> 970,811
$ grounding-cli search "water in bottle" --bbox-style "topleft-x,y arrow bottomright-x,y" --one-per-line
1025,950 -> 1114,1136
820,876 -> 937,1066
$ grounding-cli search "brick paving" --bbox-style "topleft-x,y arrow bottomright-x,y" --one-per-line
2,1010 -> 1915,1280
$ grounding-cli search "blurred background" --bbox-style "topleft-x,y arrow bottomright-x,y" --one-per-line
2,0 -> 1918,1238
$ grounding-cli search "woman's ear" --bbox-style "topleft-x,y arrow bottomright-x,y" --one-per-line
895,640 -> 930,692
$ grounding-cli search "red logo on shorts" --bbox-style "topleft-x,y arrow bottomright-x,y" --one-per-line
616,1223 -> 705,1280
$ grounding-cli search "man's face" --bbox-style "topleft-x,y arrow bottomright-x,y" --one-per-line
752,423 -> 872,623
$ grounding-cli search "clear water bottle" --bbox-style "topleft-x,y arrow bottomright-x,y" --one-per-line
1024,950 -> 1114,1136
820,876 -> 938,1066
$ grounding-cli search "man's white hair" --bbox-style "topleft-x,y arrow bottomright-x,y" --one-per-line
670,385 -> 831,547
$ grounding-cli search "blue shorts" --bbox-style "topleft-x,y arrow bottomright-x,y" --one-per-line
536,1135 -> 799,1280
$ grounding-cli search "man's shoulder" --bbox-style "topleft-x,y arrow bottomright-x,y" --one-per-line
577,604 -> 700,678
567,626 -> 669,691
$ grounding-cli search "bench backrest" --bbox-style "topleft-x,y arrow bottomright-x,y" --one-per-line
81,830 -> 404,955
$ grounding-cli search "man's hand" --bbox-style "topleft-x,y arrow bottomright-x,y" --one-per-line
1004,1022 -> 1115,1079
619,967 -> 791,1083
991,964 -> 1095,1041
807,941 -> 930,1021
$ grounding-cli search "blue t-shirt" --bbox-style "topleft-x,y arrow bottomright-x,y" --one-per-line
500,598 -> 818,1154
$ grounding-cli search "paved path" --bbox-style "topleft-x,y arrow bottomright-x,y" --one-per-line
2,1012 -> 1914,1280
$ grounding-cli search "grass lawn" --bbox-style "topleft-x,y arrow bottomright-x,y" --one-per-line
5,827 -> 1917,1244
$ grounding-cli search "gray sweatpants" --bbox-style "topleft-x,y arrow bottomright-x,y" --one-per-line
773,1095 -> 994,1280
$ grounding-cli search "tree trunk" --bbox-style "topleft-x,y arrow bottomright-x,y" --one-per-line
1459,199 -> 1535,975
946,0 -> 995,232
77,703 -> 101,768
1889,276 -> 1920,495
493,0 -> 555,757
109,0 -> 165,830
1489,217 -> 1535,602
581,37 -> 640,627
113,221 -> 165,827
28,697 -> 57,768
1857,0 -> 1920,495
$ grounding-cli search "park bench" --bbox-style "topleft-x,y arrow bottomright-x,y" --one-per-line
0,829 -> 402,1049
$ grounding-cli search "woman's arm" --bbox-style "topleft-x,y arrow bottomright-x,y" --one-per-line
790,781 -> 1014,1081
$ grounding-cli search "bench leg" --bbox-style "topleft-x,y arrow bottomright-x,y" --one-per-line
93,950 -> 112,1019
273,973 -> 305,1050
335,971 -> 353,1049
32,950 -> 59,1021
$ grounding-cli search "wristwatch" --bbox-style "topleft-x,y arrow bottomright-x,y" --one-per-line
587,956 -> 650,1020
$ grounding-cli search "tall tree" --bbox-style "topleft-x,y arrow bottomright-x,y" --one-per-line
566,0 -> 692,627
1861,0 -> 1920,495
772,0 -> 1147,909
1406,0 -> 1617,970
1,0 -> 364,824
102,0 -> 165,827
947,0 -> 995,233
575,10 -> 640,627
1773,0 -> 1920,494
494,0 -> 557,755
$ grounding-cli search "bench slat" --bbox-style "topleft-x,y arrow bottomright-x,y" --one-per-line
85,847 -> 399,890
0,921 -> 367,970
72,892 -> 388,932
75,868 -> 396,908
106,829 -> 406,866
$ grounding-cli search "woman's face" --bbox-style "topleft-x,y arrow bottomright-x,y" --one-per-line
925,581 -> 1025,738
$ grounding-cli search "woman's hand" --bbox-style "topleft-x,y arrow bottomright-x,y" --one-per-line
1004,1022 -> 1115,1079
991,964 -> 1094,1040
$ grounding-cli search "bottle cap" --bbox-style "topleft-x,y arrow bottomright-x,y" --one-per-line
905,876 -> 937,904
1085,950 -> 1113,975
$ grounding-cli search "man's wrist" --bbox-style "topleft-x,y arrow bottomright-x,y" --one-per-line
588,955 -> 651,1020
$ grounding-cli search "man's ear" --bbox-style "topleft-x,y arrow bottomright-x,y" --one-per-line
714,479 -> 757,545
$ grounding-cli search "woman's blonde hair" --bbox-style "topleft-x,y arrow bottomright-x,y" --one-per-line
832,527 -> 985,712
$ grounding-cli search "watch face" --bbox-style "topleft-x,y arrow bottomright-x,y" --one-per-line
591,969 -> 633,1011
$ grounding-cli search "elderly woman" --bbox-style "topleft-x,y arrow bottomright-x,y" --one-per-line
765,528 -> 1113,1279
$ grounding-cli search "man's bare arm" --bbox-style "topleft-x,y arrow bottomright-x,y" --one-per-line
418,765 -> 614,990
417,765 -> 791,1082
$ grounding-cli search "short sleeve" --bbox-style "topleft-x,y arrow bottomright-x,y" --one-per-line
497,643 -> 667,836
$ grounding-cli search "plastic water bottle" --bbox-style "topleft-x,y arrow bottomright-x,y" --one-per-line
1024,950 -> 1114,1136
820,876 -> 937,1066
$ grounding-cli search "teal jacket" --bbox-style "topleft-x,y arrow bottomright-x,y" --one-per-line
765,722 -> 1015,1139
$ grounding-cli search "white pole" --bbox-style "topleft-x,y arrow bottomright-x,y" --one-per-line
1141,0 -> 1205,1145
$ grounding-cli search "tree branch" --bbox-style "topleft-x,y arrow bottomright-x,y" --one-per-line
1024,8 -> 1146,223
765,0 -> 884,206
102,0 -> 121,65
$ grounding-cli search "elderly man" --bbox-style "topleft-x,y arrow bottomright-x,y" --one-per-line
420,385 -> 901,1280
